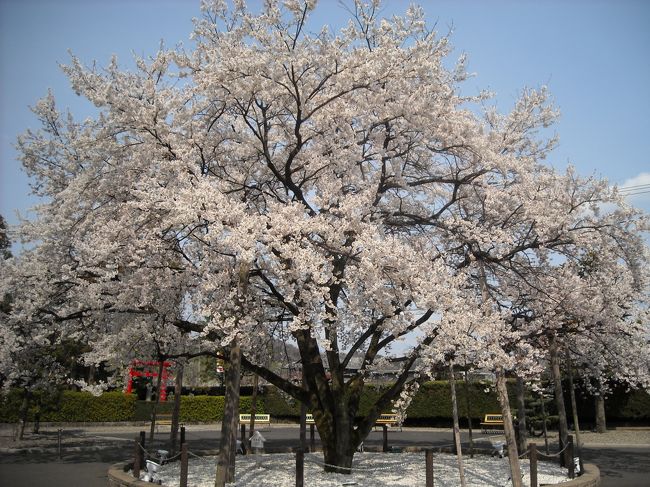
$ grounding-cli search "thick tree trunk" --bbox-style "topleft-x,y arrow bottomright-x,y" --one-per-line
549,336 -> 570,467
495,368 -> 522,487
149,360 -> 165,443
565,352 -> 582,450
449,362 -> 467,487
170,363 -> 184,455
594,393 -> 606,433
319,417 -> 356,474
215,262 -> 248,487
215,341 -> 242,487
515,376 -> 528,453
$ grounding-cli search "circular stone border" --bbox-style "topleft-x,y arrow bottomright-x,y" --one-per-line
108,461 -> 156,487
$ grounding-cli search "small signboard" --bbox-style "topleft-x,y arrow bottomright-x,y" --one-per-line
250,430 -> 266,449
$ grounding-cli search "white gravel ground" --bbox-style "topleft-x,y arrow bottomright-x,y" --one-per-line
143,452 -> 569,487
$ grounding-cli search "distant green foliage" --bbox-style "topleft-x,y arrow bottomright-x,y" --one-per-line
0,388 -> 26,422
41,391 -> 136,422
262,387 -> 301,418
405,381 -> 504,421
178,395 -> 255,422
0,385 -> 647,424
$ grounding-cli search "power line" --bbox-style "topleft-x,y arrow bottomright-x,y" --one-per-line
618,183 -> 650,192
620,190 -> 650,197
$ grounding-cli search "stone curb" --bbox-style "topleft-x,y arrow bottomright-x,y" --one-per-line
108,462 -> 155,487
0,442 -> 127,454
556,463 -> 600,487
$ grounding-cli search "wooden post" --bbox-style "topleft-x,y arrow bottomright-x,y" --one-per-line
449,361 -> 467,487
309,424 -> 315,452
529,443 -> 538,487
382,424 -> 388,452
140,430 -> 146,450
180,425 -> 185,445
300,402 -> 307,452
170,363 -> 184,455
58,428 -> 62,459
567,435 -> 575,479
180,442 -> 188,487
296,448 -> 304,487
240,424 -> 247,454
133,437 -> 141,479
425,449 -> 434,487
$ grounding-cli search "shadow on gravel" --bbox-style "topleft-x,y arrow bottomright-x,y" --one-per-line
582,447 -> 650,479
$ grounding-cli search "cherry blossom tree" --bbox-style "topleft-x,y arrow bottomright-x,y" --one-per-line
1,0 -> 648,479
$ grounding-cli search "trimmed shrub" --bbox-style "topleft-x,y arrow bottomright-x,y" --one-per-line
0,388 -> 28,422
41,391 -> 136,422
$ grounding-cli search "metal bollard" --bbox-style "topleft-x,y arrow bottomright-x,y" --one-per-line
382,424 -> 388,453
180,425 -> 186,445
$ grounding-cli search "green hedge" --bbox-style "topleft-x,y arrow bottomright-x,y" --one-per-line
134,396 -> 257,422
1,384 -> 648,424
179,396 -> 256,422
43,391 -> 136,422
404,381 -> 504,422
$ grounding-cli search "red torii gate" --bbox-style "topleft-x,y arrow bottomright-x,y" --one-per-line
125,359 -> 172,401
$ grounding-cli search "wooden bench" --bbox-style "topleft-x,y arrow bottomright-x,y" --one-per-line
306,413 -> 400,430
239,413 -> 271,428
480,413 -> 504,433
374,413 -> 402,431
153,413 -> 173,432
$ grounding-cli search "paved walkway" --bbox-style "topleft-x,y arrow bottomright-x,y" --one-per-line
0,424 -> 648,486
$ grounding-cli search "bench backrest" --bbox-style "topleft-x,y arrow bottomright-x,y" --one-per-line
378,414 -> 397,421
239,414 -> 270,422
483,414 -> 504,422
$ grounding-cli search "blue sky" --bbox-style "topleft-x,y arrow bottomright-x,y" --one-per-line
1,0 -> 649,230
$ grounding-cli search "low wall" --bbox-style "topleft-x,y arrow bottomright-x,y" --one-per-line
553,463 -> 600,487
107,462 -> 155,487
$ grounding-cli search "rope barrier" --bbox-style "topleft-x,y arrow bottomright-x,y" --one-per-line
537,442 -> 569,457
165,452 -> 182,462
187,450 -> 218,463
